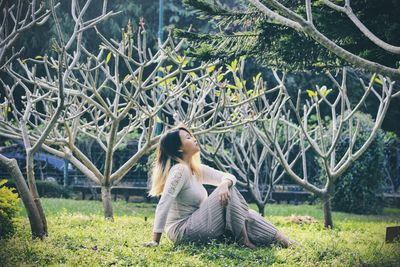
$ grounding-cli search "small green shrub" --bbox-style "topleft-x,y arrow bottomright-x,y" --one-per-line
0,179 -> 20,239
331,112 -> 386,214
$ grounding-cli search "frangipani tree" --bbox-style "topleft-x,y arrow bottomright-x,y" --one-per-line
250,68 -> 394,228
0,0 -> 58,239
0,0 -> 115,238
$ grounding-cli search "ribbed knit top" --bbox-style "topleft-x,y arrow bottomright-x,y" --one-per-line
153,163 -> 237,234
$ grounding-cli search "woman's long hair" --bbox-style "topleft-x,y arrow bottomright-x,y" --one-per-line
148,124 -> 202,197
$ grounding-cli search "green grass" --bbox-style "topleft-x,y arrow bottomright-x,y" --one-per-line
1,198 -> 399,266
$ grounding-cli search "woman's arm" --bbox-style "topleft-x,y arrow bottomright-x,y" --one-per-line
200,164 -> 236,207
153,232 -> 161,243
200,164 -> 237,187
145,164 -> 190,246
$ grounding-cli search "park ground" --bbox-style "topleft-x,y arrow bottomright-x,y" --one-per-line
1,199 -> 399,266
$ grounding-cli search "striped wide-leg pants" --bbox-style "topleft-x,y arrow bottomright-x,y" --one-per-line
168,186 -> 278,247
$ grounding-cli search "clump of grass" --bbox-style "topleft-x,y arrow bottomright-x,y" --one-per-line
1,199 -> 399,266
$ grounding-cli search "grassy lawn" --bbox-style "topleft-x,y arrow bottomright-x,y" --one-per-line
1,198 -> 399,266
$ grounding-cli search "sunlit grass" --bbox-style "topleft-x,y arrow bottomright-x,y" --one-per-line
1,198 -> 399,266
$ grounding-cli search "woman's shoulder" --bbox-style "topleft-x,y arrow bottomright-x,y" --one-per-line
170,163 -> 192,177
199,163 -> 212,171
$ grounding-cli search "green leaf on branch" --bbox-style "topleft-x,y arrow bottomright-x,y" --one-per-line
252,72 -> 262,84
189,72 -> 198,79
374,77 -> 383,85
106,52 -> 112,63
230,92 -> 241,102
158,65 -> 173,73
226,59 -> 238,72
319,86 -> 332,97
123,74 -> 131,83
226,84 -> 238,90
307,90 -> 318,97
176,56 -> 189,67
156,76 -> 177,87
165,77 -> 176,85
234,77 -> 246,89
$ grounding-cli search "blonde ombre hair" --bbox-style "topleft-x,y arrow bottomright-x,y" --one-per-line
148,124 -> 202,197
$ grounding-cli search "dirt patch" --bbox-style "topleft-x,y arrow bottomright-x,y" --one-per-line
285,215 -> 317,224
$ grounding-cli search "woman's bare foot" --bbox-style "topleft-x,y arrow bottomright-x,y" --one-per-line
287,239 -> 298,248
243,241 -> 257,249
274,231 -> 294,248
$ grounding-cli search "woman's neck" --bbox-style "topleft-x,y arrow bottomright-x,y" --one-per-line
181,154 -> 192,165
181,154 -> 193,174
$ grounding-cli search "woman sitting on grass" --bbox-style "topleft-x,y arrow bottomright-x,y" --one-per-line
144,124 -> 293,249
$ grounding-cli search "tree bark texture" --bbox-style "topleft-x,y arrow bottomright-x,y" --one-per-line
0,154 -> 46,238
101,185 -> 114,220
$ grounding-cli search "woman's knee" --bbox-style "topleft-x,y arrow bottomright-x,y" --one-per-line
227,185 -> 240,195
229,186 -> 247,202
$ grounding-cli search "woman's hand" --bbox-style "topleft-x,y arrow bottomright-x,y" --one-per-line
218,180 -> 232,207
143,232 -> 161,247
142,240 -> 159,247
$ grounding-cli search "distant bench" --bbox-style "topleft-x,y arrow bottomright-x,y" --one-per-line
231,187 -> 315,205
383,193 -> 400,208
269,185 -> 316,204
271,191 -> 315,204
71,184 -> 152,202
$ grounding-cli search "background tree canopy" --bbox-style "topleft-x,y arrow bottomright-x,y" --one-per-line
176,0 -> 400,71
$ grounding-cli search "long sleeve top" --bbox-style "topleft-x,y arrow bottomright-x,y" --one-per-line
152,163 -> 237,235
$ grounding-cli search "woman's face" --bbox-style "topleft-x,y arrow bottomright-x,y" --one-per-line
178,130 -> 199,156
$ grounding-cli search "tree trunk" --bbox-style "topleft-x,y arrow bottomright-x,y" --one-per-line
0,155 -> 45,239
26,152 -> 48,235
101,186 -> 114,220
396,143 -> 400,191
322,195 -> 333,229
256,202 -> 265,217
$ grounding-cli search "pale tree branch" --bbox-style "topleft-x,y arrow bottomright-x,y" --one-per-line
247,0 -> 400,79
322,0 -> 400,54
